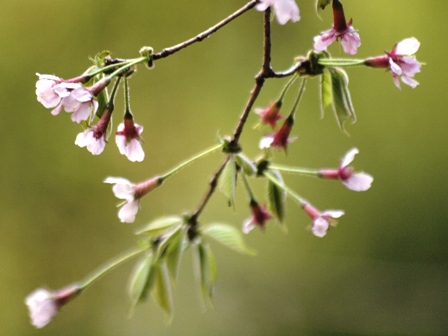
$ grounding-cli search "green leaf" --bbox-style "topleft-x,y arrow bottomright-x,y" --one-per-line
329,67 -> 356,133
128,253 -> 156,315
164,226 -> 187,281
195,241 -> 217,305
203,223 -> 256,256
218,155 -> 237,209
315,0 -> 332,19
135,216 -> 183,236
151,262 -> 174,320
320,68 -> 333,118
267,170 -> 287,224
235,153 -> 257,177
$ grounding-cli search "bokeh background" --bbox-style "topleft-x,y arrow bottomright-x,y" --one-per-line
1,1 -> 446,335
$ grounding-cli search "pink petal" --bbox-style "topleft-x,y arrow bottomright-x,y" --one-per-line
401,75 -> 419,88
259,136 -> 274,149
343,173 -> 374,191
314,29 -> 337,51
118,200 -> 139,223
125,139 -> 145,162
312,218 -> 329,237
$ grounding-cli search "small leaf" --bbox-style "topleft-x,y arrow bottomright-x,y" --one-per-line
154,225 -> 183,260
164,226 -> 187,281
151,262 -> 174,320
329,67 -> 356,133
195,241 -> 217,305
135,216 -> 183,236
320,68 -> 333,118
218,155 -> 237,209
235,153 -> 257,177
203,223 -> 256,256
315,0 -> 332,19
128,253 -> 156,314
267,170 -> 287,224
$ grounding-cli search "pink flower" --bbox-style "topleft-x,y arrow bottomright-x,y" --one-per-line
242,201 -> 273,234
25,284 -> 81,328
104,176 -> 162,223
364,37 -> 422,89
115,118 -> 145,162
256,0 -> 300,25
303,204 -> 344,238
254,101 -> 284,129
259,114 -> 297,151
35,74 -> 79,116
314,0 -> 360,55
62,85 -> 99,123
319,148 -> 373,191
75,129 -> 106,155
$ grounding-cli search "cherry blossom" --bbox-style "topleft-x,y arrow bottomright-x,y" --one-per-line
254,101 -> 284,129
259,114 -> 297,151
75,129 -> 106,155
313,0 -> 360,55
256,0 -> 300,25
364,37 -> 422,89
319,148 -> 373,191
302,204 -> 344,238
75,107 -> 113,155
242,201 -> 273,234
115,118 -> 145,162
35,74 -> 80,116
25,284 -> 81,328
104,176 -> 161,223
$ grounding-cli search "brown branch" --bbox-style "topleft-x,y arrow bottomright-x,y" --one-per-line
190,8 -> 275,223
153,1 -> 258,61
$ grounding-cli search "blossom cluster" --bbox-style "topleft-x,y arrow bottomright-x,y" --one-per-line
36,73 -> 145,161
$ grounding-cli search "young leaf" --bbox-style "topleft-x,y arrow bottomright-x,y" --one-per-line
135,216 -> 183,236
195,241 -> 217,305
128,253 -> 156,314
151,262 -> 174,320
320,68 -> 333,118
235,153 -> 257,177
329,67 -> 356,133
218,155 -> 237,209
266,169 -> 287,224
203,223 -> 256,256
154,225 -> 183,261
164,226 -> 187,281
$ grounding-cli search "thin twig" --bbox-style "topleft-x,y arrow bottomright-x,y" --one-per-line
153,1 -> 258,61
191,8 -> 274,222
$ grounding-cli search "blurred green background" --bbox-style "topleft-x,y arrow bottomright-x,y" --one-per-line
1,0 -> 447,335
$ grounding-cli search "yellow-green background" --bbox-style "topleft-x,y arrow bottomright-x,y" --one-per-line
1,1 -> 446,335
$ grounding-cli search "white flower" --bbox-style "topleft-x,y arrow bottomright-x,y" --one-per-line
75,129 -> 106,155
115,122 -> 145,162
25,288 -> 58,328
256,0 -> 300,25
104,177 -> 139,223
63,86 -> 98,123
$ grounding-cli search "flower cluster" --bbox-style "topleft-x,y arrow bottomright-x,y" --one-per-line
36,71 -> 145,161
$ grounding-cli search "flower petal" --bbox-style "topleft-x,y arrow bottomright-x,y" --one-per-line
395,37 -> 420,56
340,147 -> 359,168
118,200 -> 139,223
343,173 -> 374,191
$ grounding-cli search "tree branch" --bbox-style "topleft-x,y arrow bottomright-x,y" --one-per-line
153,1 -> 258,61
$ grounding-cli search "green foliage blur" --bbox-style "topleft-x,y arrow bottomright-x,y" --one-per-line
1,1 -> 446,335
